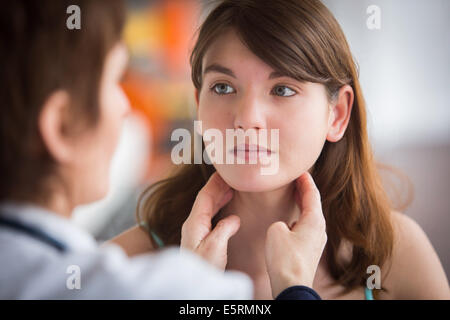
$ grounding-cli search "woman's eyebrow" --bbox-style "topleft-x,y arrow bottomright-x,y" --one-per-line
269,71 -> 288,79
203,63 -> 290,80
203,63 -> 236,78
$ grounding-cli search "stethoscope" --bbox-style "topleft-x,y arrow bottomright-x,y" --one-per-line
0,214 -> 67,252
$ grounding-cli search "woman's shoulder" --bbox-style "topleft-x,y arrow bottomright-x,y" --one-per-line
106,224 -> 156,256
379,210 -> 449,299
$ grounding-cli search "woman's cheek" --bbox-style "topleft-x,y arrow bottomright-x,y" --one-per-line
280,119 -> 324,172
198,104 -> 225,131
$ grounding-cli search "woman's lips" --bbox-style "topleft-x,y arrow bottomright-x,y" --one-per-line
229,144 -> 274,161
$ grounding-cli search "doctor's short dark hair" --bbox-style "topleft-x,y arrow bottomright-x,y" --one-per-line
0,0 -> 125,202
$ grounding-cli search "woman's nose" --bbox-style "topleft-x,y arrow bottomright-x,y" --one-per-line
233,94 -> 267,131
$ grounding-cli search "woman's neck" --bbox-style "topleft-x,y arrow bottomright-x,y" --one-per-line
223,181 -> 300,244
222,181 -> 301,277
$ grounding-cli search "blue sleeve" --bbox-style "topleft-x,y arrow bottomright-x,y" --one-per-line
275,285 -> 322,300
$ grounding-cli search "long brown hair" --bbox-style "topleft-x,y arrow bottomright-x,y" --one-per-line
138,0 -> 411,297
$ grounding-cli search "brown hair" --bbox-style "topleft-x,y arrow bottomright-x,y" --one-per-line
138,0 -> 411,298
0,0 -> 125,202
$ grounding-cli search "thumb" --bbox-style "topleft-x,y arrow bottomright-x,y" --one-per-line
292,172 -> 325,233
205,215 -> 241,247
198,215 -> 240,269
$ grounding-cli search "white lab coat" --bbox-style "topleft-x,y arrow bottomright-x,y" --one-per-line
0,202 -> 253,299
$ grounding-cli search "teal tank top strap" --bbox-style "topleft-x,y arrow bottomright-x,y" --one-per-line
150,230 -> 165,248
139,221 -> 165,248
364,287 -> 374,300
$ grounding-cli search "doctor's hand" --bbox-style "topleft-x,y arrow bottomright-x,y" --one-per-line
180,172 -> 240,271
265,172 -> 328,299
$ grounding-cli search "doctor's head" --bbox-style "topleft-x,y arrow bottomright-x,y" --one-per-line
191,0 -> 358,192
0,0 -> 128,212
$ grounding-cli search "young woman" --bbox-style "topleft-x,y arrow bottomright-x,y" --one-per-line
111,0 -> 449,299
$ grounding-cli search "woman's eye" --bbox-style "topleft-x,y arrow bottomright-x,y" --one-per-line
272,85 -> 296,97
211,83 -> 235,95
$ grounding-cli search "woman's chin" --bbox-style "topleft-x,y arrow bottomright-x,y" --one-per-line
215,165 -> 285,192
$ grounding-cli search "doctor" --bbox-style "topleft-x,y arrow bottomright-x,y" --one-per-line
0,0 -> 327,300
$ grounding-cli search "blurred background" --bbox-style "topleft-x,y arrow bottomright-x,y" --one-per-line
72,0 -> 450,279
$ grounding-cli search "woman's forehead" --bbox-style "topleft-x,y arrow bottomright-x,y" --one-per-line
202,30 -> 276,78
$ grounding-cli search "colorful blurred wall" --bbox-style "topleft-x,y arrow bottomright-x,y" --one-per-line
122,0 -> 201,183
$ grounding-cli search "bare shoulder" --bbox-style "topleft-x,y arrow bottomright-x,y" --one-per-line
380,210 -> 449,299
106,225 -> 156,256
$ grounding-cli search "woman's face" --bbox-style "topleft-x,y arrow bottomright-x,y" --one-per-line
197,30 -> 333,192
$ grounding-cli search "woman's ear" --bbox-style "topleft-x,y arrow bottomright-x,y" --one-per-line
326,84 -> 354,142
38,90 -> 74,164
